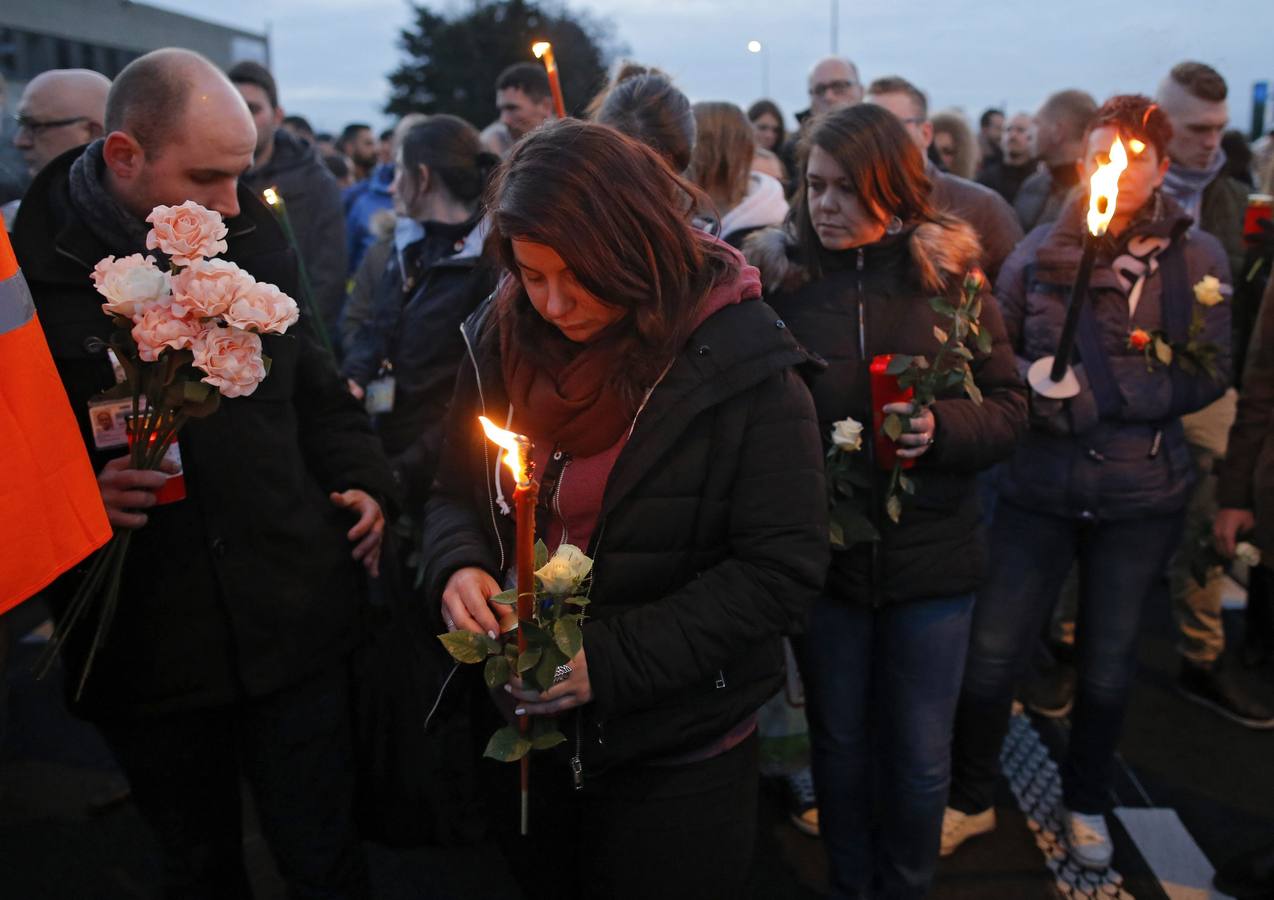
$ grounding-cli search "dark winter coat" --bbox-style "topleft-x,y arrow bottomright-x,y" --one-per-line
12,147 -> 398,720
240,128 -> 348,344
995,193 -> 1231,521
746,220 -> 1028,606
977,159 -> 1037,206
1216,276 -> 1274,555
420,295 -> 829,777
341,217 -> 495,506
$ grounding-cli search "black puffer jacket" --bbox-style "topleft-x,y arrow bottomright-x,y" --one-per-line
421,296 -> 829,776
747,220 -> 1028,605
14,147 -> 397,719
342,217 -> 494,506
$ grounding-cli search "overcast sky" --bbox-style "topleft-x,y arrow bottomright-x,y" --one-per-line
151,0 -> 1271,136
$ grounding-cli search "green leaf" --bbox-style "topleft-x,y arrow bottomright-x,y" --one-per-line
976,326 -> 993,355
553,617 -> 583,658
883,413 -> 904,442
490,588 -> 518,606
1154,337 -> 1174,366
520,617 -> 550,645
885,354 -> 913,375
933,326 -> 949,344
517,647 -> 543,673
928,297 -> 955,316
565,595 -> 591,608
963,370 -> 984,404
531,729 -> 567,750
438,630 -> 489,664
885,494 -> 903,524
829,520 -> 846,549
484,654 -> 511,689
483,725 -> 532,762
899,473 -> 916,495
530,649 -> 564,694
534,539 -> 549,570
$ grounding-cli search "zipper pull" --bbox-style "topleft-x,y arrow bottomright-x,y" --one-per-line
1148,429 -> 1163,458
857,247 -> 865,271
570,755 -> 584,789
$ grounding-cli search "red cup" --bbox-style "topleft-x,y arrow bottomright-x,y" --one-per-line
1245,193 -> 1273,242
125,416 -> 187,505
870,354 -> 916,472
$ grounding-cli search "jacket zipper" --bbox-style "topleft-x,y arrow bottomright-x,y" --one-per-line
855,249 -> 884,607
459,321 -> 506,572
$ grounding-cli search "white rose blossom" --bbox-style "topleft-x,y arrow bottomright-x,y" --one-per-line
1236,542 -> 1262,568
830,417 -> 864,453
1192,275 -> 1228,307
534,544 -> 594,597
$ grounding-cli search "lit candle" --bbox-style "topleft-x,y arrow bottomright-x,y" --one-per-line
262,186 -> 334,355
1028,136 -> 1129,398
532,41 -> 567,119
479,415 -> 539,835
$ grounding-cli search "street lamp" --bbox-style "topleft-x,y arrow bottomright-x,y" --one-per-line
747,40 -> 769,98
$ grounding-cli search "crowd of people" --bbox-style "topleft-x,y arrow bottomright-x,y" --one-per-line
2,40 -> 1274,900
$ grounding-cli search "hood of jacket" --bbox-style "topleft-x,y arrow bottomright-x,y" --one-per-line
743,215 -> 983,297
720,173 -> 789,242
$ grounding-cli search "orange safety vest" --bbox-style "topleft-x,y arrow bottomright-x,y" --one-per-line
0,215 -> 111,614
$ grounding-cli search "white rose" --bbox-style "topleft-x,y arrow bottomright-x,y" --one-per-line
535,544 -> 594,597
830,417 -> 864,452
1192,275 -> 1228,307
1236,542 -> 1262,567
91,254 -> 170,318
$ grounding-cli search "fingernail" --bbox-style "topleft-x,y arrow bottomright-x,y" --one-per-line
503,684 -> 512,693
514,708 -> 525,716
487,630 -> 497,639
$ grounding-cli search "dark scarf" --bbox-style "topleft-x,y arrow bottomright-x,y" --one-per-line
67,139 -> 150,256
500,307 -> 639,458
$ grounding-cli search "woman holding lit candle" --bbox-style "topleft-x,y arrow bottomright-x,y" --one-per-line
946,95 -> 1232,870
420,119 -> 828,899
744,103 -> 1027,899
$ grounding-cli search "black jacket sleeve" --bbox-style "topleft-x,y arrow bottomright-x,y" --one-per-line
582,368 -> 829,718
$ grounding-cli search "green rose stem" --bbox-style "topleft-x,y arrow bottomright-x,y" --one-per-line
262,188 -> 334,356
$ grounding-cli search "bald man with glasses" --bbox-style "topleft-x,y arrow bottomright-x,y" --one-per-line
4,69 -> 111,225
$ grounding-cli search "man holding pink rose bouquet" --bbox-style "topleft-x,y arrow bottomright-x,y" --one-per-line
10,49 -> 396,897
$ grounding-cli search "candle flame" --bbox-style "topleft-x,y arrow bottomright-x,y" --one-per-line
479,416 -> 530,486
1086,137 -> 1129,237
532,41 -> 552,59
263,187 -> 280,206
1128,138 -> 1146,155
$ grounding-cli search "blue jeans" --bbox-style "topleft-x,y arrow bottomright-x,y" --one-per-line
950,501 -> 1185,815
802,593 -> 974,899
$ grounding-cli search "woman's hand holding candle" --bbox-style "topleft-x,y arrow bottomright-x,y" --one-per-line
883,402 -> 936,460
508,647 -> 593,715
441,566 -> 506,637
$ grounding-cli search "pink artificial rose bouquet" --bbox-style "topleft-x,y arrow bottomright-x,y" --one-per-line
39,201 -> 301,699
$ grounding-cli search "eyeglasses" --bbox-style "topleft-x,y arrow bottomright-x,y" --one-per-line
13,114 -> 89,135
809,80 -> 855,97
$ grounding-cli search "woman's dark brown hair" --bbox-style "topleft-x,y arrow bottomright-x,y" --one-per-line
791,104 -> 938,278
1085,94 -> 1174,162
688,102 -> 756,213
399,114 -> 499,206
486,119 -> 735,405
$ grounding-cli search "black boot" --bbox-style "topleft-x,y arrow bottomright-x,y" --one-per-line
1178,659 -> 1274,729
1214,840 -> 1274,898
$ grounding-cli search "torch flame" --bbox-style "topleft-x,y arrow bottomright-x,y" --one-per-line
1086,137 -> 1129,237
532,41 -> 552,59
479,416 -> 530,486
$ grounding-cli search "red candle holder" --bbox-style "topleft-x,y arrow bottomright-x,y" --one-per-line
125,415 -> 186,505
870,354 -> 916,472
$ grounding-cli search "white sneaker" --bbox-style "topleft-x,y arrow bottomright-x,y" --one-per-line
1065,809 -> 1113,870
940,806 -> 996,856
